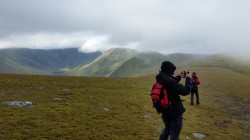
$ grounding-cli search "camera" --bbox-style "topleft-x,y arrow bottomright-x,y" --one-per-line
181,70 -> 190,78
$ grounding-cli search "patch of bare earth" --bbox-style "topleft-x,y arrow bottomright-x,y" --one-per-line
213,92 -> 250,135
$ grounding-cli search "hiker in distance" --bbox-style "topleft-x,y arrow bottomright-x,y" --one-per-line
155,61 -> 193,140
190,72 -> 200,105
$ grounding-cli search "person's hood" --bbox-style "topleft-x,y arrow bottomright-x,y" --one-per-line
156,71 -> 176,84
160,61 -> 176,76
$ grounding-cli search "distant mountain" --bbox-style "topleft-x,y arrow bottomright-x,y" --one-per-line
72,48 -> 138,76
188,54 -> 250,75
1,47 -> 249,77
109,51 -> 165,77
109,52 -> 206,77
106,51 -> 250,77
0,48 -> 102,75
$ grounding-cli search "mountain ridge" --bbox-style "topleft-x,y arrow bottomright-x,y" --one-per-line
72,48 -> 138,76
0,47 -> 249,77
0,48 -> 102,75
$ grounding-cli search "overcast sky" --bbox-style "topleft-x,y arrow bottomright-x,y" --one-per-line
0,0 -> 250,57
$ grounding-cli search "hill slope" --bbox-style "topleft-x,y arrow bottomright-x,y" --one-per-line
0,48 -> 102,75
0,67 -> 249,139
83,51 -> 207,77
1,48 -> 250,77
72,48 -> 138,76
109,51 -> 165,77
188,54 -> 250,75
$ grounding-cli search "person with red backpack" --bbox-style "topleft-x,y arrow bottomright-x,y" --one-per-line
154,61 -> 193,140
190,72 -> 200,105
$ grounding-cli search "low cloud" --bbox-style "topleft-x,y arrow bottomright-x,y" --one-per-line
0,32 -> 140,53
0,0 -> 250,58
79,37 -> 140,53
0,33 -> 91,49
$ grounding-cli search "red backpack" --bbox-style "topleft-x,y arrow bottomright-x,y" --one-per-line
150,82 -> 172,114
193,77 -> 200,85
192,73 -> 200,85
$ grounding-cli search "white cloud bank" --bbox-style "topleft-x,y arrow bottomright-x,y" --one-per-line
0,33 -> 140,53
0,0 -> 250,57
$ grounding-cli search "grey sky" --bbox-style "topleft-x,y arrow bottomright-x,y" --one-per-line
0,0 -> 250,57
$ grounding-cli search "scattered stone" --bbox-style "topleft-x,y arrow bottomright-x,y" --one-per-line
143,114 -> 151,119
144,106 -> 149,109
62,88 -> 71,92
38,87 -> 44,90
52,97 -> 65,101
186,136 -> 190,140
1,101 -> 33,107
25,101 -> 33,106
60,88 -> 72,95
192,132 -> 205,139
103,107 -> 110,112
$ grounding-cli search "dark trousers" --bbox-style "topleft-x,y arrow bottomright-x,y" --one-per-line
159,114 -> 183,140
190,87 -> 199,105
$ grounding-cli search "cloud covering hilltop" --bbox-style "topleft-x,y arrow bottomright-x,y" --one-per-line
0,0 -> 250,58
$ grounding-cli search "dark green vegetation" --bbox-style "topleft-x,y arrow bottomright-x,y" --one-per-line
1,48 -> 250,77
0,48 -> 102,75
0,66 -> 249,139
72,48 -> 138,76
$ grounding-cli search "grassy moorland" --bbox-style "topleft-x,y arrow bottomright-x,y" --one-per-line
0,67 -> 249,140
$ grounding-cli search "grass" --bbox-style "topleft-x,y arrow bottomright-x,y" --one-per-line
0,67 -> 249,140
178,67 -> 250,139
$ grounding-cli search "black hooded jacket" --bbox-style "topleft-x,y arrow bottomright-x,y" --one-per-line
156,71 -> 193,117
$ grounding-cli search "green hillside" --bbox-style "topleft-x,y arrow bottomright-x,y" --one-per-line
0,54 -> 48,74
0,48 -> 101,75
1,48 -> 250,77
0,66 -> 249,139
109,51 -> 165,77
110,52 -> 250,77
73,48 -> 137,76
188,54 -> 250,75
95,52 -> 206,77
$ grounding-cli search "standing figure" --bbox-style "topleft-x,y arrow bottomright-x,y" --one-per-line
190,72 -> 200,105
156,61 -> 193,140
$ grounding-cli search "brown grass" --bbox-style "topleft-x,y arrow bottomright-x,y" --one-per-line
0,67 -> 249,139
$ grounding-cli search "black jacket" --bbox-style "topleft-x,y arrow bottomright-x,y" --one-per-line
156,71 -> 193,118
